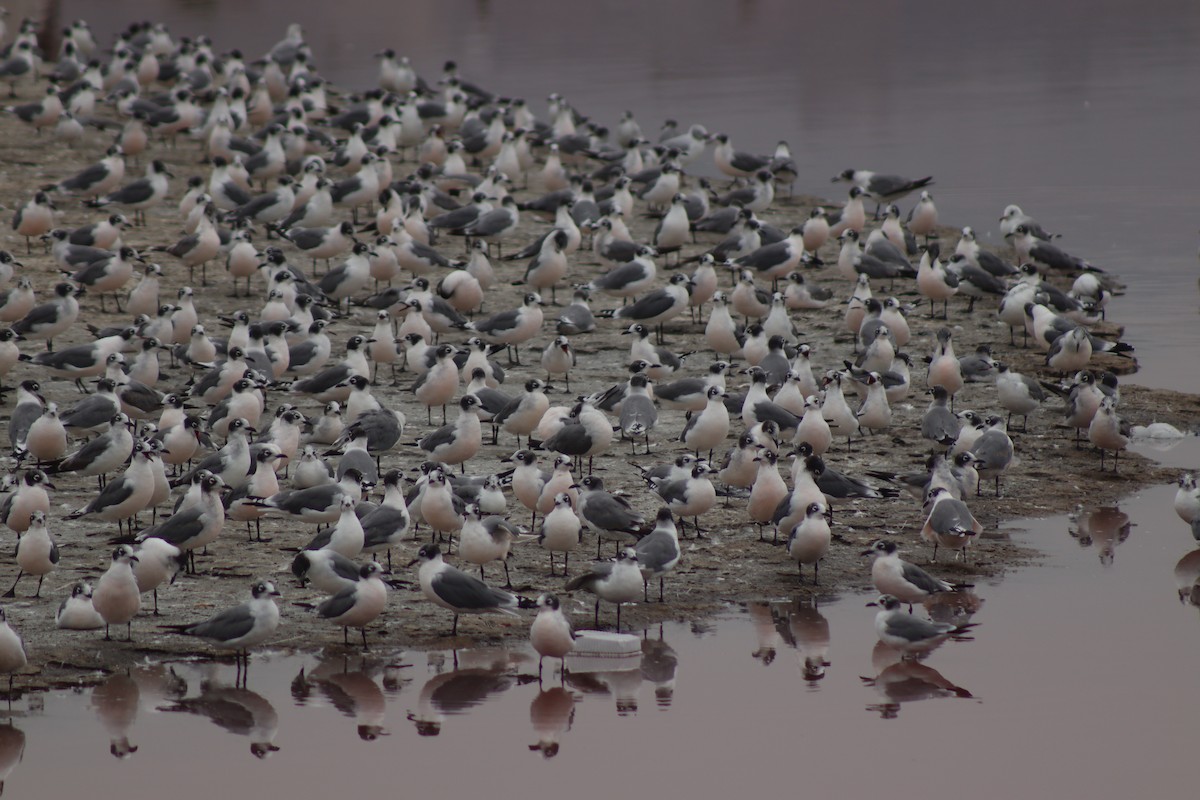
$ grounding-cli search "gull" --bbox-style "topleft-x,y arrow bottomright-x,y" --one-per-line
622,321 -> 691,379
862,540 -> 960,611
907,190 -> 939,242
649,463 -> 717,537
21,404 -> 67,465
1175,476 -> 1200,533
493,378 -> 551,448
172,417 -> 254,489
657,360 -> 730,412
586,243 -> 657,296
317,562 -> 389,648
734,225 -> 806,281
230,176 -> 296,228
12,281 -> 81,351
540,336 -> 576,392
999,204 -> 1056,241
916,250 -> 959,319
869,594 -> 972,657
1006,224 -> 1101,273
11,192 -> 54,253
167,581 -> 282,680
49,145 -> 125,198
921,487 -> 983,562
994,362 -> 1046,433
565,548 -> 643,631
541,399 -> 613,475
293,546 -> 361,595
619,373 -> 658,454
459,504 -> 530,586
0,607 -> 25,701
712,133 -> 771,180
921,386 -> 961,445
680,385 -> 731,460
137,472 -> 227,572
92,545 -> 141,641
556,288 -> 596,335
56,581 -> 104,630
711,169 -> 775,213
91,160 -> 172,226
253,469 -> 367,526
0,278 -> 34,324
0,467 -> 53,535
6,510 -> 57,597
418,394 -> 484,471
410,543 -> 520,636
574,474 -> 646,557
1088,395 -> 1129,473
530,593 -> 574,682
786,501 -> 831,584
833,169 -> 934,216
465,292 -> 545,364
133,537 -> 184,615
634,508 -> 680,602
969,415 -> 1014,496
538,493 -> 583,577
945,253 -> 1006,312
359,470 -> 412,569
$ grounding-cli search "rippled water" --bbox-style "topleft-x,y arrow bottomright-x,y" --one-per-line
21,0 -> 1200,795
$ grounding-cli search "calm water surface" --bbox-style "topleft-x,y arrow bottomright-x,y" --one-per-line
20,0 -> 1200,795
5,470 -> 1198,798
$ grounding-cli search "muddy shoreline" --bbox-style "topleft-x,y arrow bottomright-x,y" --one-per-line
0,87 -> 1190,694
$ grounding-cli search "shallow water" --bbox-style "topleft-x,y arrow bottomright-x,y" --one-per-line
4,464 -> 1198,798
24,0 -> 1200,795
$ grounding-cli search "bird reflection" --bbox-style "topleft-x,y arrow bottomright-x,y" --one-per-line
1173,549 -> 1200,607
924,590 -> 985,628
748,602 -> 783,665
861,642 -> 972,719
407,650 -> 517,735
90,672 -> 139,758
293,653 -> 395,740
130,664 -> 188,705
785,599 -> 830,682
160,680 -> 280,757
566,667 -> 642,716
640,629 -> 678,707
1069,505 -> 1132,565
0,722 -> 23,797
528,687 -> 575,758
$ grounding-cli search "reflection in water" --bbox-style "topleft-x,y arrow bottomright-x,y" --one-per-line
528,687 -> 574,758
1172,550 -> 1200,607
296,653 -> 397,741
90,673 -> 139,758
748,602 -> 783,665
785,599 -> 831,683
1069,505 -> 1133,565
0,723 -> 23,796
161,680 -> 281,757
862,642 -> 973,719
640,631 -> 678,707
566,667 -> 642,716
408,652 -> 518,735
924,590 -> 985,628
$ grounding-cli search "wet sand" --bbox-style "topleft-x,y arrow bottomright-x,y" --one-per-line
0,86 -> 1190,693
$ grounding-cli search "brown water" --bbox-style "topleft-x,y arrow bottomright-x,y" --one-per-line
14,0 -> 1199,795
